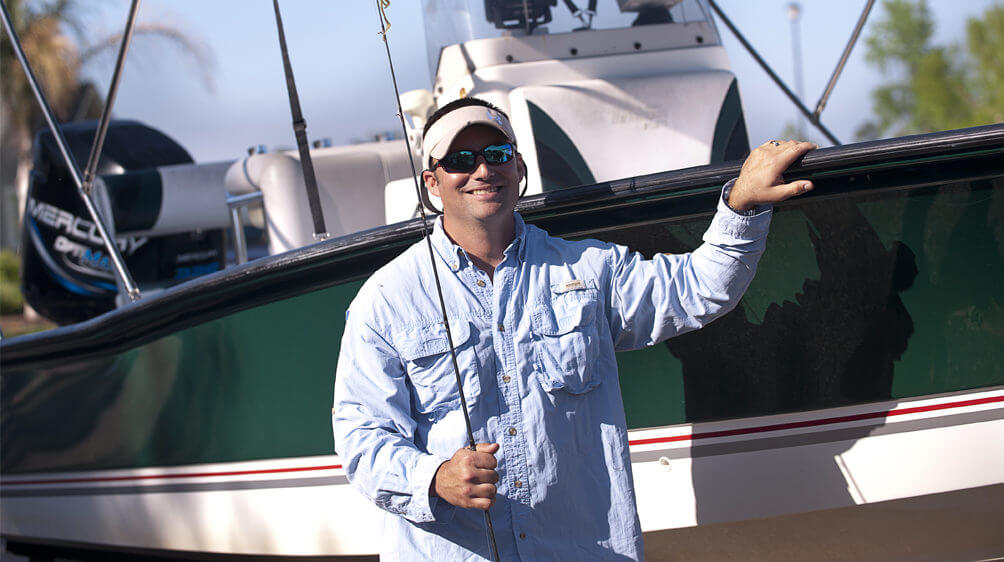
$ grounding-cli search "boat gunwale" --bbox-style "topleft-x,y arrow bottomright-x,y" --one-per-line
3,124 -> 1003,369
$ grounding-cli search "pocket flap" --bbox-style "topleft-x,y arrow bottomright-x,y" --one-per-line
534,293 -> 597,336
397,320 -> 473,360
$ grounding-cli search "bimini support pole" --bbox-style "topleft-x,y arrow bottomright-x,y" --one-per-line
813,0 -> 876,122
707,0 -> 842,146
82,0 -> 142,195
0,0 -> 142,302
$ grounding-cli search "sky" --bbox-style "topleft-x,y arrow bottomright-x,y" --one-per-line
74,0 -> 1001,164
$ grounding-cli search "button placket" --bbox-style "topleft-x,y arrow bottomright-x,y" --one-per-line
492,266 -> 531,513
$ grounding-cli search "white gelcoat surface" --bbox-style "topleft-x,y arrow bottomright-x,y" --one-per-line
4,389 -> 1002,555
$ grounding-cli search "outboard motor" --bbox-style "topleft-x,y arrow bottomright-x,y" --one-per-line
20,120 -> 225,325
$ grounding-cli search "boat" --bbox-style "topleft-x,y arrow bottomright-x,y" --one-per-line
2,0 -> 1003,560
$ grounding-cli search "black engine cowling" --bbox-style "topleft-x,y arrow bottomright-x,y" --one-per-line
20,120 -> 225,325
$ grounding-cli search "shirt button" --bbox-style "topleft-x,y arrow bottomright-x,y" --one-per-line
476,280 -> 486,287
507,427 -> 517,436
502,375 -> 511,383
519,532 -> 527,540
497,323 -> 505,332
514,480 -> 523,488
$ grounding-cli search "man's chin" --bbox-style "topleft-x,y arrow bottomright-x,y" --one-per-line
463,204 -> 515,225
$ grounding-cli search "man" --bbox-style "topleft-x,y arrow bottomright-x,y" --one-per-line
333,97 -> 816,560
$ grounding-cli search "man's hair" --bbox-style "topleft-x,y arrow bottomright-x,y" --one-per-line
422,97 -> 510,140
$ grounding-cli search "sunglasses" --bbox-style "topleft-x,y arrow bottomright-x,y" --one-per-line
435,143 -> 515,173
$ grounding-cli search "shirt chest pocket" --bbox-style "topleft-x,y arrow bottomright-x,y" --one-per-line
531,289 -> 602,394
396,319 -> 481,417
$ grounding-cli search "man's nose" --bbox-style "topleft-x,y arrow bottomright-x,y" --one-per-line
471,155 -> 492,178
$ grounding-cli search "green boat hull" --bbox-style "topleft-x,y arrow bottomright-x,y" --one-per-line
3,126 -> 1003,475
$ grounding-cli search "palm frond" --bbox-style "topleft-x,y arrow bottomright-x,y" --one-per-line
79,22 -> 217,93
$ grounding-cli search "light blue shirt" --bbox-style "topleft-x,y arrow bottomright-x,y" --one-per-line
332,185 -> 771,560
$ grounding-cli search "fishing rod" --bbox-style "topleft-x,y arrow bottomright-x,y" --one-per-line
272,0 -> 329,241
374,2 -> 502,561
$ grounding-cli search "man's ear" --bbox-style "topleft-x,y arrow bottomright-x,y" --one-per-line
422,169 -> 440,198
516,153 -> 527,180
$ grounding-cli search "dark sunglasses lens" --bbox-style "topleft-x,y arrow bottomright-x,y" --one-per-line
442,151 -> 476,172
483,144 -> 514,164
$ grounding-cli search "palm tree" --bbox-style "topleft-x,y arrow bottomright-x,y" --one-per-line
1,0 -> 214,249
2,0 -> 81,234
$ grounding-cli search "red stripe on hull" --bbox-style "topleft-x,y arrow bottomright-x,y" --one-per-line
630,395 -> 1004,446
4,395 -> 1002,487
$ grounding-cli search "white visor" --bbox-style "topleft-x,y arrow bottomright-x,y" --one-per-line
422,105 -> 517,162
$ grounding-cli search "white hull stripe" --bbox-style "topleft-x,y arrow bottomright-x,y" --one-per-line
7,407 -> 997,498
3,393 -> 1001,498
0,475 -> 348,498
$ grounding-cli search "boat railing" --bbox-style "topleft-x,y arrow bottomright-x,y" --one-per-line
226,192 -> 265,266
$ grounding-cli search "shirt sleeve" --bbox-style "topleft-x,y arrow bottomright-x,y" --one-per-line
332,307 -> 452,524
607,179 -> 771,351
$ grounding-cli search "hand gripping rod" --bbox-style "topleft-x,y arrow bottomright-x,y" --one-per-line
373,3 -> 502,560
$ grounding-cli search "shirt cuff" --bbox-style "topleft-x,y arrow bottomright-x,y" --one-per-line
708,179 -> 772,244
410,453 -> 453,523
721,178 -> 771,217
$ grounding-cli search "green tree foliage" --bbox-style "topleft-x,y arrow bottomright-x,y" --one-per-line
857,0 -> 1004,139
965,4 -> 1004,125
0,249 -> 24,313
1,0 -> 86,179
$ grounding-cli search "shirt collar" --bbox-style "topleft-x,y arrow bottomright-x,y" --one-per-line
429,212 -> 527,272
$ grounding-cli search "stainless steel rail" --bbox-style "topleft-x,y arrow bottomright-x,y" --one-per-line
226,192 -> 265,265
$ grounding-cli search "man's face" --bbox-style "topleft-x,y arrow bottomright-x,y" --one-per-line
423,125 -> 523,228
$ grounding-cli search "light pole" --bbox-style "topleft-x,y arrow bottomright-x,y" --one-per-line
787,2 -> 805,139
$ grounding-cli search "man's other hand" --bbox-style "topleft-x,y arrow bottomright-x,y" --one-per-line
728,140 -> 818,212
431,443 -> 500,510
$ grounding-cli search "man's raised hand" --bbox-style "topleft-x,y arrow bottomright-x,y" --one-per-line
727,140 -> 818,212
431,443 -> 500,511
